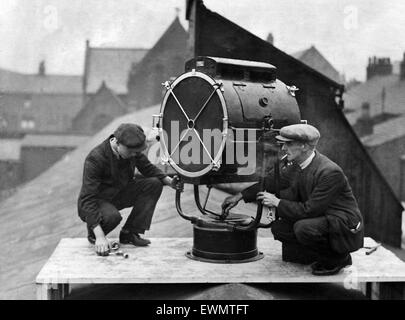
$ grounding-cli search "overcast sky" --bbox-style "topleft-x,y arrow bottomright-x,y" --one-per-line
0,0 -> 404,81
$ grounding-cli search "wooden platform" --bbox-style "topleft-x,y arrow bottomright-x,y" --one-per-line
36,237 -> 405,300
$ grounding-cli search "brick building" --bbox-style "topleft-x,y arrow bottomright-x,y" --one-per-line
80,15 -> 187,132
0,62 -> 83,135
0,63 -> 85,192
82,41 -> 148,104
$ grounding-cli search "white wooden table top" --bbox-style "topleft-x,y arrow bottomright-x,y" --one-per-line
36,237 -> 405,285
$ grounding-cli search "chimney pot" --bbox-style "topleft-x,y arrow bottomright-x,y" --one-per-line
266,33 -> 274,45
38,61 -> 45,76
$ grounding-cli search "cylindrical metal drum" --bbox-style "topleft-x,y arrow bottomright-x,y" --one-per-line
157,56 -> 301,185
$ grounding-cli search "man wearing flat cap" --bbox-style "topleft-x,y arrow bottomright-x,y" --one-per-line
78,123 -> 181,256
222,124 -> 364,275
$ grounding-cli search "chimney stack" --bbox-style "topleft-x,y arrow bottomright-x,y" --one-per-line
367,56 -> 393,80
354,102 -> 373,137
400,52 -> 405,80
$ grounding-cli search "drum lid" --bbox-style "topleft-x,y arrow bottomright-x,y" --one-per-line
160,72 -> 228,177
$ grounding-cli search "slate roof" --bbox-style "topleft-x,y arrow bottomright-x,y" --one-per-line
0,68 -> 82,94
344,74 -> 405,126
21,134 -> 89,148
72,82 -> 127,124
84,47 -> 148,94
0,139 -> 21,161
291,45 -> 342,84
361,115 -> 405,147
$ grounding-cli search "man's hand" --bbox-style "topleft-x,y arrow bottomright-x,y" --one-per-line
162,175 -> 184,191
95,236 -> 111,256
256,192 -> 280,207
170,175 -> 184,191
93,225 -> 111,256
221,193 -> 243,216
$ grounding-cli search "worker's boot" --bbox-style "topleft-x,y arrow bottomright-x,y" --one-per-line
119,230 -> 151,247
311,254 -> 352,276
282,242 -> 318,265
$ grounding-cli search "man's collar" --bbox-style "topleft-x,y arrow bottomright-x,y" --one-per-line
299,151 -> 315,170
109,138 -> 120,159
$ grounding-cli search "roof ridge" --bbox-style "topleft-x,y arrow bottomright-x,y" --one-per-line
89,47 -> 149,51
0,67 -> 82,78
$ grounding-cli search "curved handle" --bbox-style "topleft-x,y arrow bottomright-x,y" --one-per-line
193,184 -> 266,231
175,188 -> 198,224
230,200 -> 265,231
194,185 -> 222,218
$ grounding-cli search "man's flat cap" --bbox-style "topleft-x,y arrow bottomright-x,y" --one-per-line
276,124 -> 320,145
113,123 -> 147,150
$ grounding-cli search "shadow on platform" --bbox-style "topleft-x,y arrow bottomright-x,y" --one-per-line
66,283 -> 367,300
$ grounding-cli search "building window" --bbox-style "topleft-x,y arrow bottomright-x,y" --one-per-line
0,116 -> 7,129
21,119 -> 36,130
23,100 -> 32,109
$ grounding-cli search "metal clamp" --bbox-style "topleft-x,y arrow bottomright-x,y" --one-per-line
365,243 -> 381,255
286,85 -> 299,97
108,242 -> 129,259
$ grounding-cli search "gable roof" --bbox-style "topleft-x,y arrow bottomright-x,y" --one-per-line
291,46 -> 342,84
72,82 -> 127,123
130,17 -> 187,75
361,115 -> 405,147
0,67 -> 82,94
344,74 -> 405,125
84,46 -> 148,94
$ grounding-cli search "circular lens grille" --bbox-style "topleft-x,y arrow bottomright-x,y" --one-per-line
160,72 -> 227,177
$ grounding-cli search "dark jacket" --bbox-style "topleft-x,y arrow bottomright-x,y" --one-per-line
242,151 -> 364,253
78,136 -> 167,229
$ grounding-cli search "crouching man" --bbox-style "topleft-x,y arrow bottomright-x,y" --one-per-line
78,123 -> 181,256
222,124 -> 364,275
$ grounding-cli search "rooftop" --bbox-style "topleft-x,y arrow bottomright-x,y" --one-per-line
361,115 -> 405,147
291,45 -> 342,84
85,47 -> 148,94
344,74 -> 405,126
0,67 -> 82,94
0,138 -> 21,161
21,134 -> 89,148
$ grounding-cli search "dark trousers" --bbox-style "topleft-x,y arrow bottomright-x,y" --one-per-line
89,177 -> 163,237
271,217 -> 349,264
